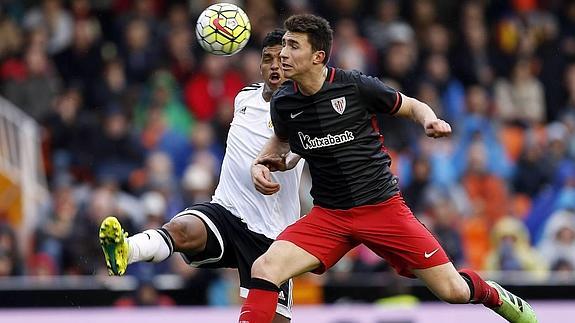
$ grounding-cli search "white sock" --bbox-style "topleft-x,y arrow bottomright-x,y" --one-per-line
127,229 -> 174,264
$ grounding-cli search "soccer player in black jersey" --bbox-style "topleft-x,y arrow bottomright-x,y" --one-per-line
239,14 -> 537,323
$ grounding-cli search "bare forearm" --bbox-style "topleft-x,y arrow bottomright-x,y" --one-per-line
256,135 -> 291,161
402,95 -> 438,126
254,135 -> 294,172
396,93 -> 451,138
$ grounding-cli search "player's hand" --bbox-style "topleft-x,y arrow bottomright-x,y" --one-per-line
251,163 -> 280,195
256,155 -> 288,172
424,119 -> 452,138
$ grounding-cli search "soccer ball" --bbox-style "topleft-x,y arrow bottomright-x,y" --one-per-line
195,3 -> 251,56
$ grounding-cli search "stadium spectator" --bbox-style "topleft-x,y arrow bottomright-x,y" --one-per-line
426,197 -> 466,267
53,19 -> 102,109
332,18 -> 377,74
402,155 -> 433,215
165,26 -> 196,85
93,107 -> 144,186
184,121 -> 223,176
183,55 -> 244,121
42,87 -> 95,181
35,183 -> 78,273
460,141 -> 509,225
23,0 -> 73,55
452,12 -> 497,87
362,0 -> 411,53
120,17 -> 160,84
420,54 -> 465,126
0,16 -> 23,61
453,85 -> 512,179
90,59 -> 128,111
2,46 -> 61,120
0,223 -> 23,276
494,57 -> 546,125
134,69 -> 193,137
512,135 -> 551,198
485,216 -> 548,276
538,209 -> 575,272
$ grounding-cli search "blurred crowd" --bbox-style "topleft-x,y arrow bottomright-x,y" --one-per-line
0,0 -> 575,305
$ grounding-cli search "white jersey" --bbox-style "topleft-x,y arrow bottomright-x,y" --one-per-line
212,83 -> 304,239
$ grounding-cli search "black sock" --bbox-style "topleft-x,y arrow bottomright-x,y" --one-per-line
460,273 -> 475,302
250,277 -> 280,292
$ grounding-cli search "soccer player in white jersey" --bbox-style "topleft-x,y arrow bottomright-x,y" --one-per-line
99,29 -> 302,322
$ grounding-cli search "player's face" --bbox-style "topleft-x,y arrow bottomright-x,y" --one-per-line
260,45 -> 284,89
280,31 -> 317,80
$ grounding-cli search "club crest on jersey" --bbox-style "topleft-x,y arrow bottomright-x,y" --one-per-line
331,96 -> 346,115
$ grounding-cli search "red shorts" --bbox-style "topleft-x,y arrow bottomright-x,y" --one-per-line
277,194 -> 450,278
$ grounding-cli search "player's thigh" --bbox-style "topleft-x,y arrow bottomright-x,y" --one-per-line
172,203 -> 234,267
412,262 -> 470,303
273,205 -> 356,276
355,194 -> 449,277
252,240 -> 321,285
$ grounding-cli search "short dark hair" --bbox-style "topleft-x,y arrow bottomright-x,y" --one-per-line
262,29 -> 285,49
284,14 -> 333,64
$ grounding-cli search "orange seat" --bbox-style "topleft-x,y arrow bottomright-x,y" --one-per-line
499,125 -> 525,162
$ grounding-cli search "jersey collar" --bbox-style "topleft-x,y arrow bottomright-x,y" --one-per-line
293,66 -> 336,94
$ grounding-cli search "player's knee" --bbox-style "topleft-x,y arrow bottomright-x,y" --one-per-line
251,253 -> 283,285
162,216 -> 206,252
162,220 -> 187,248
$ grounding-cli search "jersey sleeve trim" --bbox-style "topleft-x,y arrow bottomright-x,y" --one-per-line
328,67 -> 336,83
239,83 -> 263,92
389,91 -> 402,115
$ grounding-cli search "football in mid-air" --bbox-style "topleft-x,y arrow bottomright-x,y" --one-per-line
195,2 -> 251,56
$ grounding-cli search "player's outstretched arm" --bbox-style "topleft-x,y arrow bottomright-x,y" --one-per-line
254,134 -> 294,171
395,93 -> 452,138
251,134 -> 293,195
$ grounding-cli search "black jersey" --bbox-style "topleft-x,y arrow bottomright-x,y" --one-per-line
271,67 -> 402,210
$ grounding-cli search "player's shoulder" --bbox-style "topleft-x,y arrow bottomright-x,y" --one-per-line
239,82 -> 263,92
235,82 -> 263,102
332,67 -> 369,84
237,82 -> 263,97
272,80 -> 297,101
332,67 -> 391,93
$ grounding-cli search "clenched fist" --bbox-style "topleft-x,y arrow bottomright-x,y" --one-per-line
424,119 -> 452,138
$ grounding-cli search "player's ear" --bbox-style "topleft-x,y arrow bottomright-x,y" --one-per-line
313,50 -> 326,65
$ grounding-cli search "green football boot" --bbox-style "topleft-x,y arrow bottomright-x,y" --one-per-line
487,281 -> 538,323
99,216 -> 129,276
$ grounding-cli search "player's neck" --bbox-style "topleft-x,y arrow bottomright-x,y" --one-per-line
295,66 -> 328,96
262,83 -> 275,102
